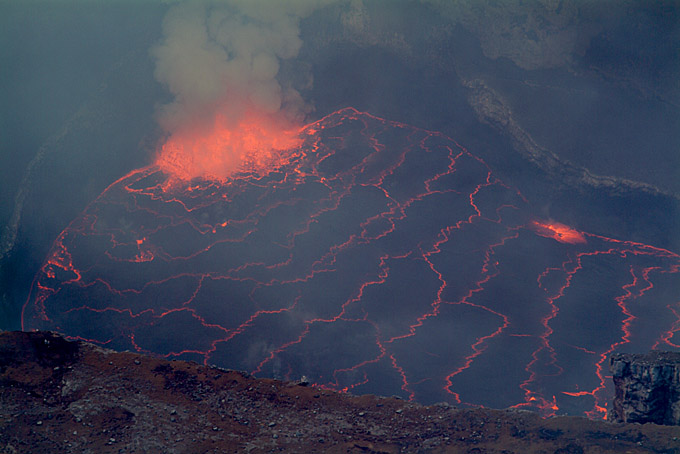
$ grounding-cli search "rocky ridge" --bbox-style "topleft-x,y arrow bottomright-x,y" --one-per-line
1,331 -> 679,453
463,78 -> 672,197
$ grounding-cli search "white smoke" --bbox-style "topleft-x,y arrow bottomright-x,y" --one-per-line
152,0 -> 335,136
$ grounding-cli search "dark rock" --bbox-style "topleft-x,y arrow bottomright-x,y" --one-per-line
609,351 -> 680,425
538,428 -> 562,440
0,330 -> 79,370
2,331 -> 680,453
554,443 -> 584,454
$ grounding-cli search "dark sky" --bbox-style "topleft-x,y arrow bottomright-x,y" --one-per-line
1,0 -> 679,417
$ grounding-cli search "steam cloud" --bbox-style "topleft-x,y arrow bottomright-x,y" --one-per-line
153,0 -> 328,132
151,0 -> 339,180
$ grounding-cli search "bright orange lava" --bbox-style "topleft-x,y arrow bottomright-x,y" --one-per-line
530,220 -> 587,244
155,110 -> 302,182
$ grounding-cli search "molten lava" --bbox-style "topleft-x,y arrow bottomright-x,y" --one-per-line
155,109 -> 302,182
530,220 -> 587,244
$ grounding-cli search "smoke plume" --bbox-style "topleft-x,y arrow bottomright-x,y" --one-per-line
151,0 -> 331,181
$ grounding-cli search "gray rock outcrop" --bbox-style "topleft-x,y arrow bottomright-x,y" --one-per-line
609,351 -> 680,425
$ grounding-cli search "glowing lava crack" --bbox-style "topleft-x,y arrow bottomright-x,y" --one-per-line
23,108 -> 680,419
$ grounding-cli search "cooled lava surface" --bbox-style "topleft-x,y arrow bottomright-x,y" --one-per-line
22,108 -> 680,419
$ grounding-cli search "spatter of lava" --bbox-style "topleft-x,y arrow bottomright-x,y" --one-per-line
529,220 -> 587,244
155,109 -> 302,183
23,108 -> 680,419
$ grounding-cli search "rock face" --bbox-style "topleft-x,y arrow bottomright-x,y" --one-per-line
609,351 -> 680,425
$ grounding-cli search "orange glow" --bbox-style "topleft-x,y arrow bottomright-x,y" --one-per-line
562,391 -> 590,397
155,110 -> 302,182
530,220 -> 586,244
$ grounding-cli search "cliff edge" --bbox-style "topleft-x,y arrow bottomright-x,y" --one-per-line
610,351 -> 680,426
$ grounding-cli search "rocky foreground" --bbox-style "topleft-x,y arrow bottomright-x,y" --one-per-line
1,331 -> 679,453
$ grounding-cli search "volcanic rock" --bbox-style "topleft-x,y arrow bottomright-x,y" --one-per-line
2,331 -> 680,453
609,351 -> 680,426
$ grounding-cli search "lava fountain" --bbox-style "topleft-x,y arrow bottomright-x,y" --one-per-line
155,108 -> 302,183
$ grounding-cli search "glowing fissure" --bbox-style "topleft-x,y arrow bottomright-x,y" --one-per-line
22,108 -> 680,419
